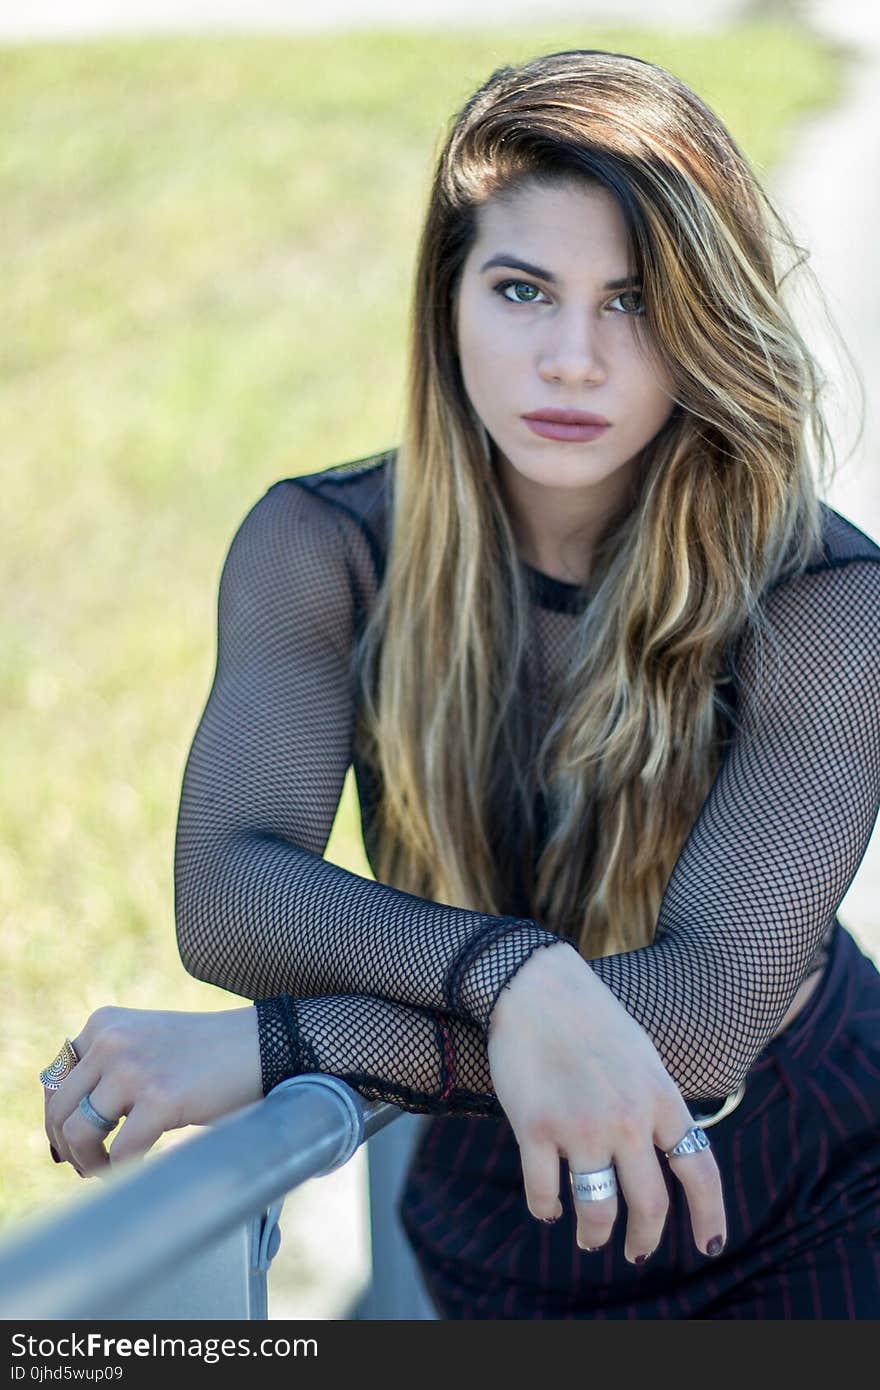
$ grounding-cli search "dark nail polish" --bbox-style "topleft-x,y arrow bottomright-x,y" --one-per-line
707,1235 -> 725,1257
539,1216 -> 560,1224
580,1245 -> 602,1252
635,1253 -> 650,1265
50,1146 -> 60,1163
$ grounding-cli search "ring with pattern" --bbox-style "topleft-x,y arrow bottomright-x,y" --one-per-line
39,1038 -> 80,1091
78,1093 -> 120,1134
664,1125 -> 711,1159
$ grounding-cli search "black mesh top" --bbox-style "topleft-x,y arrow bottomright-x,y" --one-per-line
173,449 -> 880,1118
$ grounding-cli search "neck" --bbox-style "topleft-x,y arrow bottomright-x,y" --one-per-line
493,448 -> 641,585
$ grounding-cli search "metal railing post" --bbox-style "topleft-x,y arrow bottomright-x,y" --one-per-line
0,1078 -> 399,1320
349,1114 -> 438,1319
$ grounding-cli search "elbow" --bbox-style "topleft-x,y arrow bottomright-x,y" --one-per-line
173,827 -> 266,996
173,825 -> 243,987
174,901 -> 214,985
173,864 -> 224,987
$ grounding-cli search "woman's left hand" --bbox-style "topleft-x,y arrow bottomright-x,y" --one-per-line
43,1006 -> 263,1179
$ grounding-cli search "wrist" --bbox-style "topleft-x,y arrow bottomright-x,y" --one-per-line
449,920 -> 571,1030
219,1007 -> 264,1109
487,937 -> 587,1037
254,995 -> 309,1096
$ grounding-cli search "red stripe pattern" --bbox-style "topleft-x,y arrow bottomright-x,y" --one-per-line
399,923 -> 880,1318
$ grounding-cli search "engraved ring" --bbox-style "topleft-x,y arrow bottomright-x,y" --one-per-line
78,1093 -> 120,1135
569,1165 -> 618,1201
39,1038 -> 80,1091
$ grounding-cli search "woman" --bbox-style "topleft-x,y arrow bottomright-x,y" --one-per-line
42,49 -> 880,1318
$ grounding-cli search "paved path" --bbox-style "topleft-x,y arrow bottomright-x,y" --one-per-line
770,0 -> 880,964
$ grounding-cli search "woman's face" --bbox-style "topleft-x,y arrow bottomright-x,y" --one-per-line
454,178 -> 677,505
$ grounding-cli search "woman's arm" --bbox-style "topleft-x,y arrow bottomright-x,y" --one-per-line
46,974 -> 727,1263
174,478 -> 572,1034
250,554 -> 880,1104
256,990 -> 500,1116
177,479 -> 880,1100
587,556 -> 880,1097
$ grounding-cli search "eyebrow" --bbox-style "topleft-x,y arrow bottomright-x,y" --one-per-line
479,254 -> 640,290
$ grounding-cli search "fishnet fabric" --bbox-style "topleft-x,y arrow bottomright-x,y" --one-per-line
174,452 -> 880,1116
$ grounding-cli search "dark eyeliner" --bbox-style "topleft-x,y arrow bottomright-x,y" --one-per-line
492,278 -> 544,303
608,287 -> 645,315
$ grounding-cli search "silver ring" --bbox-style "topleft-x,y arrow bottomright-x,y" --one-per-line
569,1165 -> 618,1201
664,1125 -> 710,1159
78,1093 -> 120,1134
689,1080 -> 747,1129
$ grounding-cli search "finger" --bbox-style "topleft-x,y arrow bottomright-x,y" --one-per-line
45,1086 -> 79,1174
62,1080 -> 122,1179
43,1024 -> 92,1155
42,1056 -> 76,1158
107,1104 -> 166,1173
567,1155 -> 618,1251
519,1139 -> 564,1222
43,1085 -> 54,1149
42,1088 -> 62,1164
612,1143 -> 669,1264
44,1014 -> 121,1176
49,1063 -> 115,1178
45,1055 -> 102,1171
658,1112 -> 727,1257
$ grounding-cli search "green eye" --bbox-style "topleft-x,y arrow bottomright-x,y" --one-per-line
494,280 -> 545,304
609,289 -> 645,315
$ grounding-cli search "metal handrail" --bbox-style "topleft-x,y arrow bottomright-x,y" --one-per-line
0,1077 -> 402,1321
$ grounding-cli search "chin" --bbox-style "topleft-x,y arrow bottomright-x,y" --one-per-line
516,453 -> 611,485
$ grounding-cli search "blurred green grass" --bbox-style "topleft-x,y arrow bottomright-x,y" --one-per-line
0,21 -> 842,1227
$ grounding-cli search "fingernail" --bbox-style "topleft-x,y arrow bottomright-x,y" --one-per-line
50,1146 -> 60,1163
707,1235 -> 725,1257
578,1244 -> 603,1252
539,1216 -> 560,1224
635,1253 -> 650,1265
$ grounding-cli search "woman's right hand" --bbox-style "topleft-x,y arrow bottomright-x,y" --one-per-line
486,941 -> 728,1264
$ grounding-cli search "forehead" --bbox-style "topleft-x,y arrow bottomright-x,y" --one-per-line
469,178 -> 631,260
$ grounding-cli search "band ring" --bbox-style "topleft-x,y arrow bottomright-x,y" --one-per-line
569,1166 -> 618,1202
39,1038 -> 80,1091
689,1080 -> 747,1129
78,1093 -> 120,1135
664,1125 -> 711,1159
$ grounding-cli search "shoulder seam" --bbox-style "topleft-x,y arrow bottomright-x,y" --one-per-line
297,448 -> 395,489
282,475 -> 386,589
801,554 -> 880,577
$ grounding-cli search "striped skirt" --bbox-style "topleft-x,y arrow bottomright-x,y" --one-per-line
398,920 -> 880,1318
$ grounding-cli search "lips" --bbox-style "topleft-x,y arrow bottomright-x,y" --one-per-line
523,410 -> 610,426
522,409 -> 610,442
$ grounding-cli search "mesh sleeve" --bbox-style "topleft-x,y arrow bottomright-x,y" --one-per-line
176,479 -> 879,1112
248,559 -> 880,1115
173,479 -> 573,1039
254,992 -> 501,1117
590,558 -> 880,1099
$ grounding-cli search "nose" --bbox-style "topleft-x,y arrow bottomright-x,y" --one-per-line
538,307 -> 607,386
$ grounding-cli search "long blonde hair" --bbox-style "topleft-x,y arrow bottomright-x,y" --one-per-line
353,48 -> 839,959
